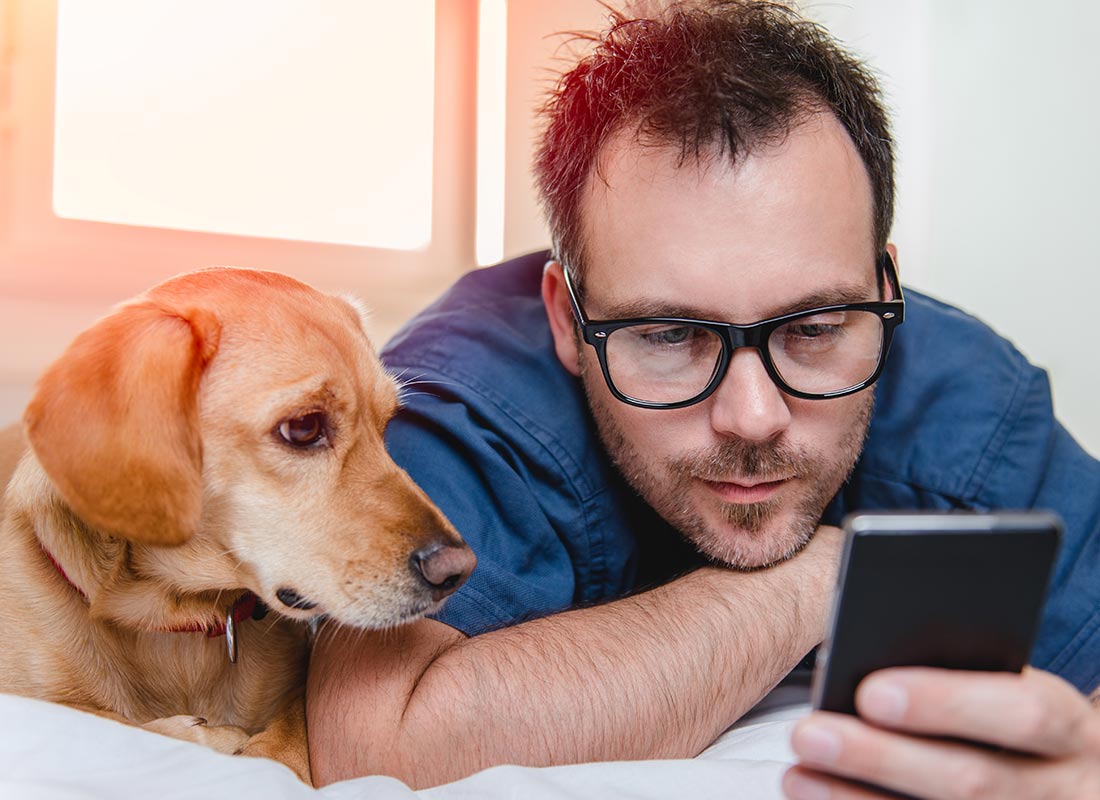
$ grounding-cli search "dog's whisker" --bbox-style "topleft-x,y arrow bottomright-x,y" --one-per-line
400,376 -> 456,385
393,373 -> 459,394
399,378 -> 459,390
388,367 -> 429,383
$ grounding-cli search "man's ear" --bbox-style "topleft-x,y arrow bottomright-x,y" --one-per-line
541,260 -> 582,377
885,243 -> 900,299
24,300 -> 220,547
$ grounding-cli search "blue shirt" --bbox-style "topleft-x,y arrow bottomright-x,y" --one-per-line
382,251 -> 1100,694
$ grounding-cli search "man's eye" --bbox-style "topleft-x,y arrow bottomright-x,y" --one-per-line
638,325 -> 695,346
277,412 -> 328,448
785,311 -> 848,341
789,323 -> 836,339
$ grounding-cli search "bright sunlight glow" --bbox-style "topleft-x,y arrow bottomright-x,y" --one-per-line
53,1 -> 435,249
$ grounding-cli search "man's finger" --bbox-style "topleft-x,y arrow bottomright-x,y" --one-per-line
783,765 -> 889,800
853,667 -> 1100,757
791,711 -> 1036,799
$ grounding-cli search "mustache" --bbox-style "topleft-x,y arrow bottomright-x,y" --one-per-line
670,438 -> 805,481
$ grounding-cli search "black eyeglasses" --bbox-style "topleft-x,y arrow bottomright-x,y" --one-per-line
563,253 -> 905,409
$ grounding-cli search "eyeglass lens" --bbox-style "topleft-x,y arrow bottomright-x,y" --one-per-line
603,310 -> 886,403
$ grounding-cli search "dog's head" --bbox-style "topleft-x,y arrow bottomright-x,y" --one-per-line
23,268 -> 475,628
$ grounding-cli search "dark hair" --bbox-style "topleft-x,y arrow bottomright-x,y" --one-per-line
534,0 -> 894,282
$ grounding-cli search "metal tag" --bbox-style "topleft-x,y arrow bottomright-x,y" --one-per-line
225,609 -> 238,664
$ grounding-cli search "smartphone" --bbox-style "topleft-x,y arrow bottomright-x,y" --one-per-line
811,511 -> 1061,716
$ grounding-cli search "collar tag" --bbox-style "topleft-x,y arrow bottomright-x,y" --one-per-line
225,609 -> 238,664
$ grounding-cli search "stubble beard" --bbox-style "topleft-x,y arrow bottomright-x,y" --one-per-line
579,354 -> 873,571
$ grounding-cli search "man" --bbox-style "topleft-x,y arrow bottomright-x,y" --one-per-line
307,2 -> 1100,796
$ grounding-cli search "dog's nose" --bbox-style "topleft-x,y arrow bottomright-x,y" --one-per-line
411,543 -> 476,601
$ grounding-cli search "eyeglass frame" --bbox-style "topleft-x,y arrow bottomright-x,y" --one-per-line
562,252 -> 906,409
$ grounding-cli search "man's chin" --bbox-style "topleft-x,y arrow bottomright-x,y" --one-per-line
688,511 -> 816,571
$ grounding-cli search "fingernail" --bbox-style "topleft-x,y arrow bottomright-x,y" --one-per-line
792,723 -> 842,764
784,770 -> 831,800
861,680 -> 908,723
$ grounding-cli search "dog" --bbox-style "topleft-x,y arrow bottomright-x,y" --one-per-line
0,267 -> 476,783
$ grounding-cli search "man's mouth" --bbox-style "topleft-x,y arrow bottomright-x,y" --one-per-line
698,476 -> 790,504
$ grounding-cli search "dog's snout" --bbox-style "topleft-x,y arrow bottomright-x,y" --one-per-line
411,543 -> 476,601
275,587 -> 318,611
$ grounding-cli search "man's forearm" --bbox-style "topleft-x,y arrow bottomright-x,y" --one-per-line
307,531 -> 838,788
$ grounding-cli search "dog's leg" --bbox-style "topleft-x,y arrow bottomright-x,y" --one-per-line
238,690 -> 312,785
145,702 -> 312,785
142,715 -> 251,754
58,703 -> 251,756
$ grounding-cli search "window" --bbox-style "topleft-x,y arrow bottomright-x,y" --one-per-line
53,2 -> 437,250
0,0 -> 478,319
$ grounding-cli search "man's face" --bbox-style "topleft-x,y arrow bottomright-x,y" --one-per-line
547,113 -> 882,569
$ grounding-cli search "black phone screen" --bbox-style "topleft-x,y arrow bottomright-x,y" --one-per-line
811,511 -> 1061,716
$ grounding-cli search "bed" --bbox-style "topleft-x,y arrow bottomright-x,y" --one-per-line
0,691 -> 806,799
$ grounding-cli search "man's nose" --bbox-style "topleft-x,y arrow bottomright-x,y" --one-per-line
707,348 -> 792,442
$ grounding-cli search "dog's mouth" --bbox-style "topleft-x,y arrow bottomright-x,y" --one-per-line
257,591 -> 444,631
274,586 -> 319,612
271,602 -> 328,624
261,589 -> 427,627
315,592 -> 445,631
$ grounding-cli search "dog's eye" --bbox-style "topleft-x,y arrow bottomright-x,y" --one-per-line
277,412 -> 328,448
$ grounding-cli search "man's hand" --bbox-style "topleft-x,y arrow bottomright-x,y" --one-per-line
783,667 -> 1100,799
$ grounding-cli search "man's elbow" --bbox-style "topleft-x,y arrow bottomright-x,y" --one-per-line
305,619 -> 468,788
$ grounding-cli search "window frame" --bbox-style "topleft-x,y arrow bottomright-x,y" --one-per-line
0,0 -> 479,327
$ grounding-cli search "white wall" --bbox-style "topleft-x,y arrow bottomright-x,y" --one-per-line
807,1 -> 1099,455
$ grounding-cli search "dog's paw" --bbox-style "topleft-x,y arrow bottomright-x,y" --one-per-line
143,715 -> 251,754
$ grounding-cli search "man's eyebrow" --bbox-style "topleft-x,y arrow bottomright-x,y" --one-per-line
596,283 -> 879,323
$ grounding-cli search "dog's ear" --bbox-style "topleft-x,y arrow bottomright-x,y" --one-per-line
24,300 -> 220,546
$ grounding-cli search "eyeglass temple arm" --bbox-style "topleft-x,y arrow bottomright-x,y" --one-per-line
561,266 -> 589,326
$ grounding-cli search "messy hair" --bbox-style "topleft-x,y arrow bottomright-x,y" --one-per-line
534,1 -> 894,282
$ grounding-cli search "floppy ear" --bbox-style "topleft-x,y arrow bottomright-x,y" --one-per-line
24,300 -> 220,546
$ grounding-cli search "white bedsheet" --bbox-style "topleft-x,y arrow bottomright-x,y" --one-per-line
0,692 -> 807,800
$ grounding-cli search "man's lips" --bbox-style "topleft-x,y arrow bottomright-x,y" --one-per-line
698,476 -> 790,504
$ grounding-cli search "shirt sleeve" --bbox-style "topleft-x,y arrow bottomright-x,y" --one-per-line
382,382 -> 580,635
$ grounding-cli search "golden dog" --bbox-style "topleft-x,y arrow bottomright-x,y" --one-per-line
0,268 -> 475,783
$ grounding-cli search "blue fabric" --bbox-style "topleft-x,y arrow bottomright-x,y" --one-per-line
382,251 -> 1100,694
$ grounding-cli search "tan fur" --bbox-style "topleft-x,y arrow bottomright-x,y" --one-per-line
0,268 -> 474,784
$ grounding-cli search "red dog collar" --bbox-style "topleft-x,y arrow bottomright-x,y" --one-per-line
39,540 -> 259,649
